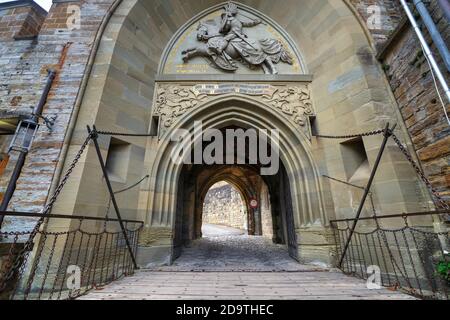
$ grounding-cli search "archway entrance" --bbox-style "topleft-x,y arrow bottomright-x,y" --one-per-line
202,181 -> 249,237
201,180 -> 275,239
142,96 -> 328,267
171,125 -> 299,266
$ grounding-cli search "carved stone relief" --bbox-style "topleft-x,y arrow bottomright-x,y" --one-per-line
162,1 -> 303,75
153,83 -> 315,138
181,2 -> 294,74
262,86 -> 314,127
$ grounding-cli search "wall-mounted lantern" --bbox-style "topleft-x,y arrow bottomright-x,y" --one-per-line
8,119 -> 39,153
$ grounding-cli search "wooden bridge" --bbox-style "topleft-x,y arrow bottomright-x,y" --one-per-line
79,270 -> 415,300
80,225 -> 415,300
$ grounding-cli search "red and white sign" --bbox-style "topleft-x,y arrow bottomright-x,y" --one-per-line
249,199 -> 258,209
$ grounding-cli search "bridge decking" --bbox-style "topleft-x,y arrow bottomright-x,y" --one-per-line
80,228 -> 416,300
79,270 -> 416,300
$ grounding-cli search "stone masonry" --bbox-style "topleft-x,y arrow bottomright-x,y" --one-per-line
0,1 -> 113,215
349,0 -> 403,49
379,1 -> 450,203
0,2 -> 46,39
202,182 -> 248,231
0,0 -> 447,228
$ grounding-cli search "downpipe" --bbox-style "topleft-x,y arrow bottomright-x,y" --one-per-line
0,70 -> 56,228
438,0 -> 450,23
400,0 -> 450,104
412,0 -> 450,72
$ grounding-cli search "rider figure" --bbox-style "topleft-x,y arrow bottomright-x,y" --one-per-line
217,2 -> 261,54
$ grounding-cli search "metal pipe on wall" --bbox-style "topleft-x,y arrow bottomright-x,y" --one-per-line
400,0 -> 450,104
0,153 -> 26,212
0,70 -> 56,228
438,0 -> 450,23
412,0 -> 450,72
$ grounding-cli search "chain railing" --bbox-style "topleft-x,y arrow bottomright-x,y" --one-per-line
314,125 -> 450,212
314,129 -> 385,140
316,125 -> 450,299
0,127 -> 145,300
330,212 -> 449,300
0,212 -> 143,300
0,133 -> 94,298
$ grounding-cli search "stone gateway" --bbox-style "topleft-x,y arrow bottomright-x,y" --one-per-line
0,0 -> 448,301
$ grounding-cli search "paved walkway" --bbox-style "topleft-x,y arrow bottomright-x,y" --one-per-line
150,224 -> 319,272
80,225 -> 416,300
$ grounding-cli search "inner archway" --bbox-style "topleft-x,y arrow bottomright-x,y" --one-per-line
201,180 -> 275,239
171,123 -> 300,266
202,181 -> 249,237
170,160 -> 301,271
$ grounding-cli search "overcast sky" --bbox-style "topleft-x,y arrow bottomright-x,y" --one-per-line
0,0 -> 52,11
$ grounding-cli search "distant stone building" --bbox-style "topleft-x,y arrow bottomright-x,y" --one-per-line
202,181 -> 274,238
203,181 -> 248,231
0,0 -> 448,269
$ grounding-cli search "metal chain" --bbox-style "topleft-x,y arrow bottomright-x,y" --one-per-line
100,128 -> 385,139
96,130 -> 155,137
43,133 -> 94,214
0,133 -> 93,294
323,175 -> 377,216
314,129 -> 385,139
105,175 -> 150,219
391,133 -> 450,210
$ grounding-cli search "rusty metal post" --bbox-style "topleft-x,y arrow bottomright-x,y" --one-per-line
338,123 -> 394,268
87,126 -> 138,269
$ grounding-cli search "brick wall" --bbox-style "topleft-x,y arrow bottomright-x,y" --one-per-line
349,0 -> 403,49
380,2 -> 450,203
0,3 -> 47,40
0,0 -> 115,221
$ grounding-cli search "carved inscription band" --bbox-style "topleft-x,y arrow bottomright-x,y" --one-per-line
192,84 -> 277,96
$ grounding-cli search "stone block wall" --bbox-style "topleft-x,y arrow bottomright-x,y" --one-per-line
349,0 -> 403,49
203,182 -> 248,231
379,1 -> 450,204
0,0 -> 115,227
0,2 -> 47,40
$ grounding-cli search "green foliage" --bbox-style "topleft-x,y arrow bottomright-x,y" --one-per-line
382,63 -> 390,72
436,260 -> 450,282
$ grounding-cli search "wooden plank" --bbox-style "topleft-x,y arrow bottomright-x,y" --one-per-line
79,270 -> 417,300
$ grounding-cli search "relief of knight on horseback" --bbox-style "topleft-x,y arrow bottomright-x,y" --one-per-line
182,2 -> 293,74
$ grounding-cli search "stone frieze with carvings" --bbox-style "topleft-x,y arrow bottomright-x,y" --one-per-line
153,83 -> 314,136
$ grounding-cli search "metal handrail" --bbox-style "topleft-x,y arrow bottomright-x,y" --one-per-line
331,211 -> 449,300
330,210 -> 450,224
0,211 -> 142,300
0,211 -> 144,226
